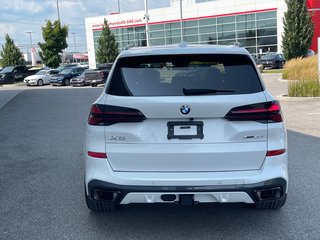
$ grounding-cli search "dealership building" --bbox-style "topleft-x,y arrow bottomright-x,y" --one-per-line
85,0 -> 319,69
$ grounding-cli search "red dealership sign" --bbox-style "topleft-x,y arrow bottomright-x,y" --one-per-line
92,18 -> 143,30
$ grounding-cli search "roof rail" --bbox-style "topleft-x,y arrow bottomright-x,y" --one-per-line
124,44 -> 136,50
230,42 -> 242,47
178,42 -> 188,48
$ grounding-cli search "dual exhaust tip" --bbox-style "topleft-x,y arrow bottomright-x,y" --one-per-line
253,187 -> 283,201
92,189 -> 121,202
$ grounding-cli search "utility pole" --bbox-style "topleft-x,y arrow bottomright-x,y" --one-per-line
117,0 -> 120,13
26,31 -> 36,65
180,0 -> 183,42
56,0 -> 60,21
26,31 -> 33,48
144,0 -> 150,46
71,32 -> 77,53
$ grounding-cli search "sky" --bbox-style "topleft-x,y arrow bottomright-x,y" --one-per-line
0,0 -> 171,53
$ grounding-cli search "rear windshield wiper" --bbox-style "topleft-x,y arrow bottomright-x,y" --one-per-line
183,88 -> 235,96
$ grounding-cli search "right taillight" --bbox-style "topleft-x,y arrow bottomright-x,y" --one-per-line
224,101 -> 283,123
266,149 -> 286,157
88,104 -> 146,126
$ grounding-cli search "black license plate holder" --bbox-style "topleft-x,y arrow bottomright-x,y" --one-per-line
167,121 -> 204,140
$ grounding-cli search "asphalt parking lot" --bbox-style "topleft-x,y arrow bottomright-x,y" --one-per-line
0,75 -> 320,240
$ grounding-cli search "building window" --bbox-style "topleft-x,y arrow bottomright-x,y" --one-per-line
93,10 -> 278,59
184,27 -> 198,35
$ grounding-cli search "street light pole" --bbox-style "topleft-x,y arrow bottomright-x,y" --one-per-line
26,31 -> 33,48
26,31 -> 35,65
144,0 -> 150,46
71,32 -> 77,53
117,0 -> 120,13
180,0 -> 183,42
56,0 -> 60,21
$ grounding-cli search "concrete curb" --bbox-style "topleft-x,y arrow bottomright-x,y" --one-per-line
277,77 -> 288,83
277,94 -> 320,101
261,73 -> 283,76
0,83 -> 25,88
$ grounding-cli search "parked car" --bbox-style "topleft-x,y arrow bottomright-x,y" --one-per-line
86,70 -> 108,87
70,67 -> 111,87
78,62 -> 89,68
24,69 -> 59,86
49,67 -> 85,86
70,69 -> 89,86
261,53 -> 286,69
307,49 -> 315,57
84,44 -> 288,212
251,54 -> 263,73
0,65 -> 38,84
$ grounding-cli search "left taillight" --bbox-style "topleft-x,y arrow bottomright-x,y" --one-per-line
88,104 -> 146,126
224,101 -> 283,123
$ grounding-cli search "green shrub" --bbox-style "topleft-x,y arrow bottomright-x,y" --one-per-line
288,80 -> 320,97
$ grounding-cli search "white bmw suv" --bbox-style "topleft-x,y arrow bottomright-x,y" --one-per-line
84,44 -> 288,212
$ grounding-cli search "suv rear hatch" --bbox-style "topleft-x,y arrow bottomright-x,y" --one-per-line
93,54 -> 270,172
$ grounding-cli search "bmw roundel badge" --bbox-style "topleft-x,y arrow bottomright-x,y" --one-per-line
180,105 -> 191,115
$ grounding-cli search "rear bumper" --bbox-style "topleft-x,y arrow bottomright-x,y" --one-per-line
87,178 -> 287,204
85,151 -> 288,204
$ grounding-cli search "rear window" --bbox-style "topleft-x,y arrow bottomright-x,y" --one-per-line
107,54 -> 263,96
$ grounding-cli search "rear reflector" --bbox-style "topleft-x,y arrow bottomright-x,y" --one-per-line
88,151 -> 107,158
88,104 -> 146,126
266,149 -> 286,157
224,101 -> 283,123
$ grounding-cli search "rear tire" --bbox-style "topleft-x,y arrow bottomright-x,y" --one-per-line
85,187 -> 118,213
254,194 -> 287,209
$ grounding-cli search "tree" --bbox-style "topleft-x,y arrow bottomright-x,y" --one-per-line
38,20 -> 68,68
282,0 -> 314,60
0,34 -> 24,67
96,19 -> 119,64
